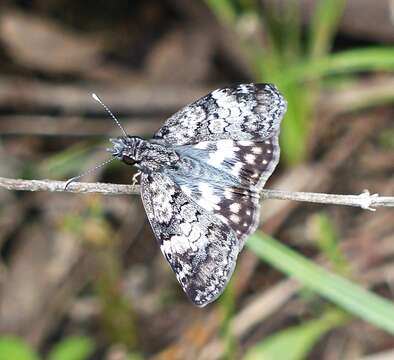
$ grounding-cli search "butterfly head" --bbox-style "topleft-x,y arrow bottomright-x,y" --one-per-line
108,136 -> 146,166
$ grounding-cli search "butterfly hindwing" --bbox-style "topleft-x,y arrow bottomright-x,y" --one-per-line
154,83 -> 287,145
178,181 -> 260,247
175,136 -> 280,190
140,172 -> 239,306
166,135 -> 279,244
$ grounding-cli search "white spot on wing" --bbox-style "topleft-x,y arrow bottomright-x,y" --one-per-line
216,139 -> 234,149
216,214 -> 229,224
207,145 -> 236,167
180,184 -> 192,197
231,162 -> 243,176
245,153 -> 256,164
239,140 -> 253,146
197,183 -> 221,211
189,227 -> 201,243
180,222 -> 192,236
194,142 -> 209,150
230,214 -> 240,224
211,89 -> 227,100
224,189 -> 233,199
217,107 -> 231,118
229,203 -> 241,213
170,235 -> 189,254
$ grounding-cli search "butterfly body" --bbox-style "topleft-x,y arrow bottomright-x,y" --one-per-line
108,83 -> 287,306
109,136 -> 180,172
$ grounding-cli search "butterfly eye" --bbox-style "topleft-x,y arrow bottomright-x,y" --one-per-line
122,155 -> 136,165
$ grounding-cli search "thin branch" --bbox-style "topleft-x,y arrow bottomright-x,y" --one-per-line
0,176 -> 393,211
0,176 -> 140,195
259,189 -> 393,211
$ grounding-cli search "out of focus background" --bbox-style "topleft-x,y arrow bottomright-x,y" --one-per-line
0,1 -> 393,359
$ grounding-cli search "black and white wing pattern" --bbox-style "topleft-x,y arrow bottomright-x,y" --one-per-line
172,137 -> 280,247
154,83 -> 286,145
137,83 -> 286,306
140,172 -> 239,306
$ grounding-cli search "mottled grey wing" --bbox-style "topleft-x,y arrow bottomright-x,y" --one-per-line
169,136 -> 280,248
140,172 -> 239,307
154,83 -> 287,146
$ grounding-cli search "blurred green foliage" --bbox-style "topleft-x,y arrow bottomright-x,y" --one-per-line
61,199 -> 139,350
247,232 -> 394,335
95,245 -> 139,349
10,2 -> 393,359
310,212 -> 350,275
244,309 -> 348,360
0,336 -> 94,360
0,337 -> 40,360
205,0 -> 394,164
219,274 -> 238,358
203,1 -> 394,357
379,128 -> 394,149
21,142 -> 97,180
47,336 -> 95,360
0,335 -> 144,360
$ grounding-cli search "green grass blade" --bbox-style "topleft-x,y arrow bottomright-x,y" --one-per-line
283,0 -> 302,62
247,233 -> 394,334
278,83 -> 313,164
281,47 -> 394,85
309,0 -> 346,58
244,309 -> 347,360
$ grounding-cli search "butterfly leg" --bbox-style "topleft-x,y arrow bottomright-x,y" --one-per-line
132,171 -> 141,190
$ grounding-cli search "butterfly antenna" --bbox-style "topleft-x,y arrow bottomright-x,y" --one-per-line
92,93 -> 128,137
64,157 -> 115,190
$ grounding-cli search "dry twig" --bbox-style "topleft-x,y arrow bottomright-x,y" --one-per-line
0,177 -> 392,211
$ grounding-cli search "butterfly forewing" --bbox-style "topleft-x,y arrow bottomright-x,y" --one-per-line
154,83 -> 286,145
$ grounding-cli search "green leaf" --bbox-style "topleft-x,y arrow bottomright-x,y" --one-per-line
0,336 -> 40,360
281,47 -> 394,85
278,83 -> 313,164
47,336 -> 95,360
309,0 -> 346,58
244,310 -> 347,360
247,233 -> 394,334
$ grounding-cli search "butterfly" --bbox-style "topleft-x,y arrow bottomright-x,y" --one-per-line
105,83 -> 286,306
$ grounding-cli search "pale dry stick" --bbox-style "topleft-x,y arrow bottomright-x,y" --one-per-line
0,176 -> 393,211
0,177 -> 139,195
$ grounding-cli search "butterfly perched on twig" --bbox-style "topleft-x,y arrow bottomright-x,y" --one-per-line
70,83 -> 287,306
